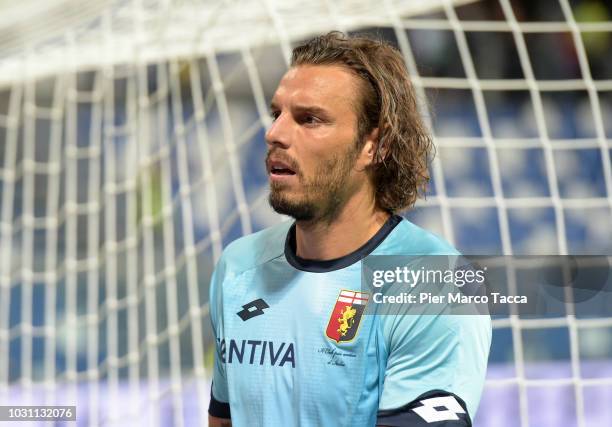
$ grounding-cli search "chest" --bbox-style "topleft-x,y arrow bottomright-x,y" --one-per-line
220,264 -> 378,373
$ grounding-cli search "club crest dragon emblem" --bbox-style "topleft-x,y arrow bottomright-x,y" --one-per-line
326,290 -> 369,343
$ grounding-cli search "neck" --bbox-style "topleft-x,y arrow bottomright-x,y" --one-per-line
294,193 -> 391,261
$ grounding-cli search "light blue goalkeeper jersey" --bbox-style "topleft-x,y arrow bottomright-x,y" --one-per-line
208,215 -> 491,426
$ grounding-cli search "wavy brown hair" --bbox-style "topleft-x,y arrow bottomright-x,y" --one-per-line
291,31 -> 434,213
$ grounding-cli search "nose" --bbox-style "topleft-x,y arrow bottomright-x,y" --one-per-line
265,112 -> 291,149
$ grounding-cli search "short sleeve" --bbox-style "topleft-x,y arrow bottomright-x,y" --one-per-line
378,313 -> 491,421
208,258 -> 230,410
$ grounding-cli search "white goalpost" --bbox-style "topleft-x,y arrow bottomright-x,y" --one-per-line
0,0 -> 611,426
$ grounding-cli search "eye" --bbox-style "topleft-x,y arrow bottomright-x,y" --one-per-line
301,115 -> 321,126
270,110 -> 280,121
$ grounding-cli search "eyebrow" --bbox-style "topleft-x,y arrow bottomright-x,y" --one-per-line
269,102 -> 330,117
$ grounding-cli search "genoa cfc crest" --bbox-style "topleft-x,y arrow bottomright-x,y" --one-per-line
326,290 -> 369,343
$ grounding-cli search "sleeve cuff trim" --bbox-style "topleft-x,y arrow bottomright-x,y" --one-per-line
208,389 -> 231,419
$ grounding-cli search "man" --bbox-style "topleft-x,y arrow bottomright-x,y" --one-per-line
208,32 -> 491,427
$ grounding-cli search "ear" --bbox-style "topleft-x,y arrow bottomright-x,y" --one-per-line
357,127 -> 380,170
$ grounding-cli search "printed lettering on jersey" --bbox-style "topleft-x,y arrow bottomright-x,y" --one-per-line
218,338 -> 296,368
325,290 -> 369,343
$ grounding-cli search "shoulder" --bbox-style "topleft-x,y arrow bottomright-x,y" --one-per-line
217,220 -> 292,277
375,216 -> 460,256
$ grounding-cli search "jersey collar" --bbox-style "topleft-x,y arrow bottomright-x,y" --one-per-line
284,214 -> 402,273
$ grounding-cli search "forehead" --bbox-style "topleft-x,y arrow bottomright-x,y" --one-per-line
272,65 -> 361,110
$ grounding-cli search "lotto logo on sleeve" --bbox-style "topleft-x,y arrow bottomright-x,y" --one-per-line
325,290 -> 369,343
412,395 -> 466,423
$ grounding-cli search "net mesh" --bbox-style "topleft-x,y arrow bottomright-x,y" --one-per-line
0,0 -> 611,426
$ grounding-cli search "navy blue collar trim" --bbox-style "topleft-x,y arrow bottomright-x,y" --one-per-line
284,214 -> 402,273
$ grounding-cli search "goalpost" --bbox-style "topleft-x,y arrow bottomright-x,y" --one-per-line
0,0 -> 610,426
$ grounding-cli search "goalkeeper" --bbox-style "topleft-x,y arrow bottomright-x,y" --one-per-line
208,31 -> 491,427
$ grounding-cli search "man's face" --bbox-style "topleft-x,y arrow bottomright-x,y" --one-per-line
265,65 -> 369,223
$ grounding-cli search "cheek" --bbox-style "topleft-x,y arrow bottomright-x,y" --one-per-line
300,155 -> 320,180
293,143 -> 323,176
295,127 -> 357,173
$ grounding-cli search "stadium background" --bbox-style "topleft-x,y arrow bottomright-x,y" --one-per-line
0,0 -> 610,426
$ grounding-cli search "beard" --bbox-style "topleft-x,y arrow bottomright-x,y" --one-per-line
267,144 -> 360,223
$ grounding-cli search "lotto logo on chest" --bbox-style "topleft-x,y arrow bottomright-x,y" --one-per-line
326,290 -> 369,343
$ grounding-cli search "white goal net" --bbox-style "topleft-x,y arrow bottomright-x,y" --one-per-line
0,0 -> 611,426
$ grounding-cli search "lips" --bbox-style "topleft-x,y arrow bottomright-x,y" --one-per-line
267,158 -> 297,176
